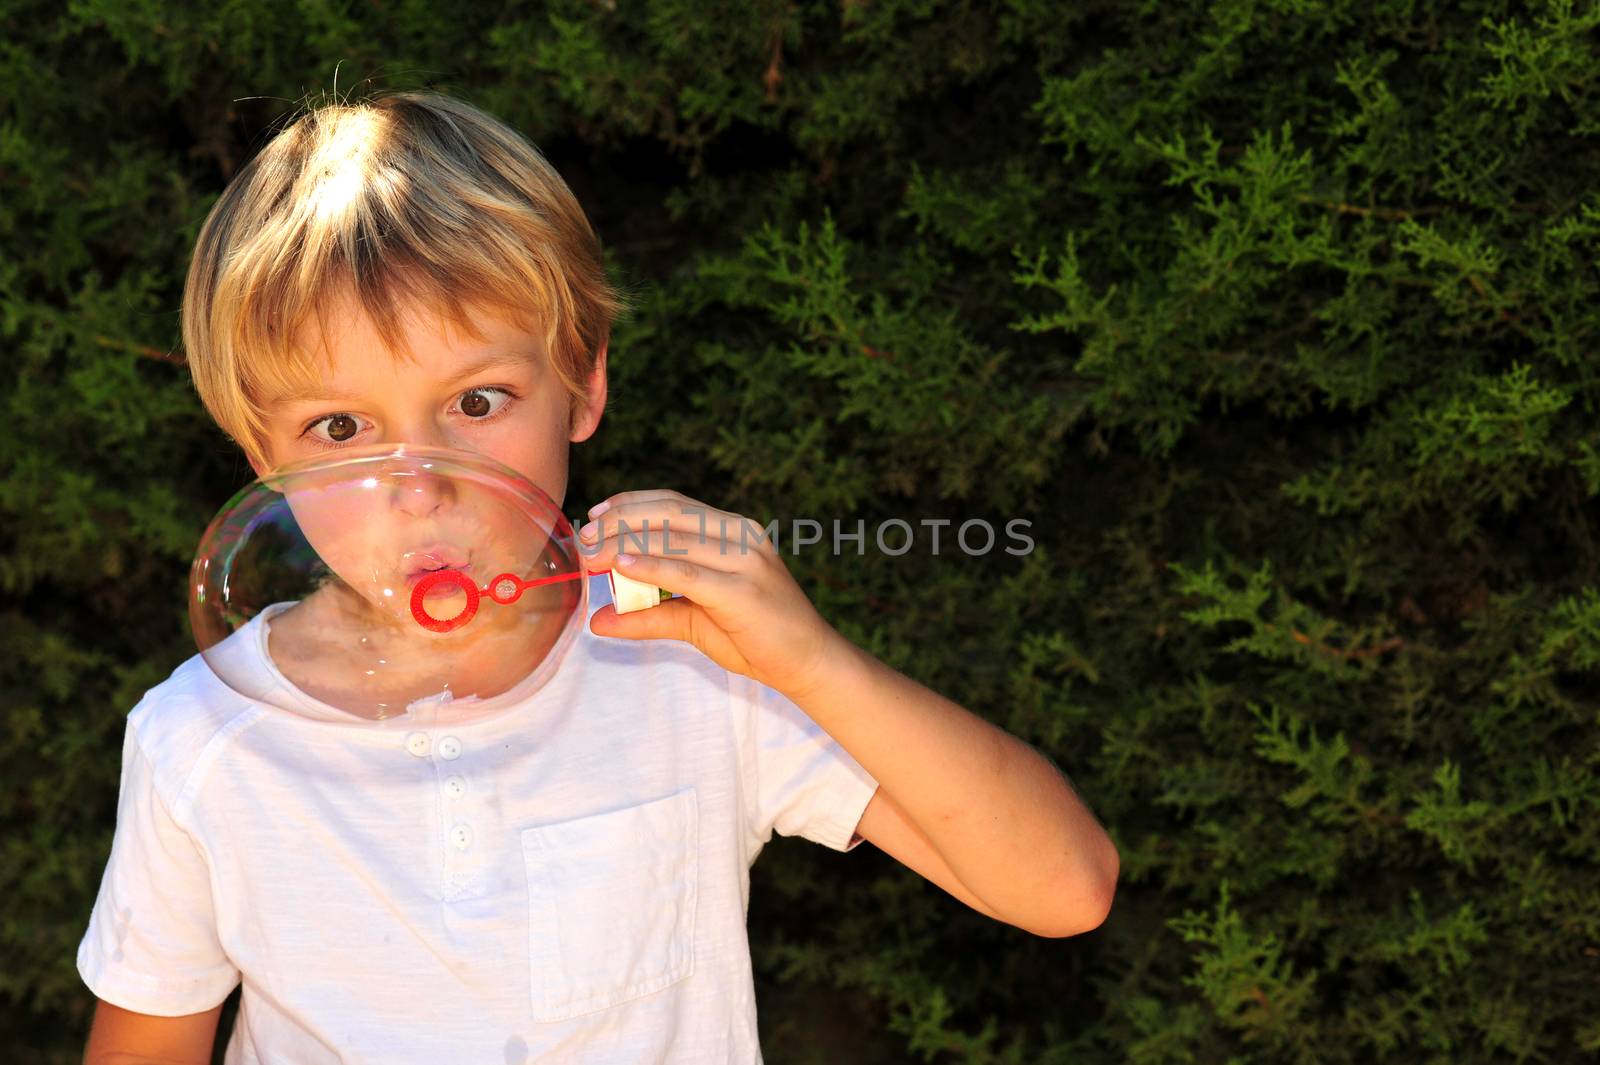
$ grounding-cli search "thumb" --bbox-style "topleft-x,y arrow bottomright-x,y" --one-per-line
588,597 -> 698,642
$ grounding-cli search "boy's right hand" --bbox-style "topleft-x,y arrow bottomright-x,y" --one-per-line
83,997 -> 222,1064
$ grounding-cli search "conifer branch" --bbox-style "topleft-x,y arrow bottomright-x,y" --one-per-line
763,25 -> 783,103
94,334 -> 185,366
1280,624 -> 1405,660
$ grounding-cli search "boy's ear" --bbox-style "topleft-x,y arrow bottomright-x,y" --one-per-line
569,341 -> 608,444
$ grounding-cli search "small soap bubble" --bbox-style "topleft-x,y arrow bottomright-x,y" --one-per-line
189,444 -> 587,721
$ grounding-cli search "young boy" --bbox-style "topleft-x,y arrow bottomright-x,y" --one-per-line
78,90 -> 1119,1063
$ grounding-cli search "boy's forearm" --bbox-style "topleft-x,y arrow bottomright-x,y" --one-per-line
788,636 -> 1119,933
83,998 -> 221,1065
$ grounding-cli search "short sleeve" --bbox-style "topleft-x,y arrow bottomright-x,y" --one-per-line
77,720 -> 239,1015
730,674 -> 880,857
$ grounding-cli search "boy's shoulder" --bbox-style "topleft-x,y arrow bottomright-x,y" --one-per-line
123,648 -> 266,813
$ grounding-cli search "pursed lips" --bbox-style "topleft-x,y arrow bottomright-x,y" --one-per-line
401,543 -> 471,578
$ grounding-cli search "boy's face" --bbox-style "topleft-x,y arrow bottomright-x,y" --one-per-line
244,289 -> 605,642
249,287 -> 605,504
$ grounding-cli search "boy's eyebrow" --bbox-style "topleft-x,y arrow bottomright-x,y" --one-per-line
268,351 -> 534,404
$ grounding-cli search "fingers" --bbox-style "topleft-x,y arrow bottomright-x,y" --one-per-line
578,492 -> 775,569
587,490 -> 768,544
580,519 -> 764,575
589,590 -> 696,639
586,489 -> 679,519
588,594 -> 750,676
607,550 -> 738,600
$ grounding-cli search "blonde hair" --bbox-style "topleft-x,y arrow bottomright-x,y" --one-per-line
181,90 -> 626,469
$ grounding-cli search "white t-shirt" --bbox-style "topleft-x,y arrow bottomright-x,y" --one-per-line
78,573 -> 880,1063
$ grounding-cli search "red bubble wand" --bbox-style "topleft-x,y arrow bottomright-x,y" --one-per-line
410,568 -> 585,633
411,564 -> 672,633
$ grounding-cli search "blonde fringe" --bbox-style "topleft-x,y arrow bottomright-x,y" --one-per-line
181,90 -> 627,470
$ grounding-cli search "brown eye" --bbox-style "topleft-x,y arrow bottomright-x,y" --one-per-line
458,387 -> 511,419
302,411 -> 370,447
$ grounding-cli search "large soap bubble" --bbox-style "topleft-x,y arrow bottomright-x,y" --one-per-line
189,443 -> 587,722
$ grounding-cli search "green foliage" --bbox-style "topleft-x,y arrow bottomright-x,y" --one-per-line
4,0 -> 1599,1061
1169,881 -> 1320,1059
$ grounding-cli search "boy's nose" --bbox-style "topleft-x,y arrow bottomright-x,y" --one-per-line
388,468 -> 455,519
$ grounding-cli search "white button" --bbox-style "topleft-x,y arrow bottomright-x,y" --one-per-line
405,732 -> 430,757
442,775 -> 467,800
438,736 -> 462,760
450,823 -> 473,850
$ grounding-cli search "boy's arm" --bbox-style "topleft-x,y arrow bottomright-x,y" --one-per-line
580,491 -> 1121,939
79,713 -> 239,1054
850,785 -> 1008,923
83,998 -> 221,1065
796,638 -> 1118,939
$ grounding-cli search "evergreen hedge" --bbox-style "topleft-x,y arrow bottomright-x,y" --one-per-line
3,1 -> 1597,1061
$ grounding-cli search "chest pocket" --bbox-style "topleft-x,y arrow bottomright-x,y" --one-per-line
521,788 -> 699,1022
